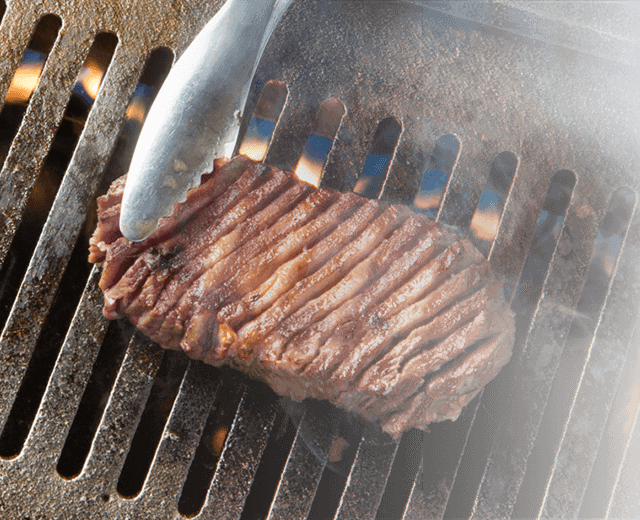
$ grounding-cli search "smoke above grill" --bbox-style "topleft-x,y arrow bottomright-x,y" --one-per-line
0,1 -> 639,519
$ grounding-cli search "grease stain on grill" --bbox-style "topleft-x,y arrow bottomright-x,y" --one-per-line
0,14 -> 61,169
354,117 -> 402,199
238,80 -> 288,162
294,98 -> 346,188
412,134 -> 460,220
513,186 -> 637,519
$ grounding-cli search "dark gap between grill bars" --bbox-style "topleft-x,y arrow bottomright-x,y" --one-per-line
354,117 -> 402,199
0,14 -> 61,169
513,186 -> 636,519
0,235 -> 93,457
0,31 -> 116,457
374,428 -> 422,520
307,413 -> 366,519
442,169 -> 577,520
36,46 -> 171,476
0,1 -> 6,24
412,148 -> 517,518
116,349 -> 189,499
294,98 -> 346,188
56,319 -> 134,478
0,30 -> 116,333
580,307 -> 640,518
238,396 -> 299,520
510,170 -> 577,328
0,14 -> 62,328
412,134 -> 460,220
237,80 -> 288,163
468,151 -> 519,258
177,368 -> 246,517
92,46 -> 174,198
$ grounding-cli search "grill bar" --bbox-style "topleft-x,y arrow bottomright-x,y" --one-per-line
20,266 -> 108,467
0,10 -> 95,266
538,201 -> 638,518
198,385 -> 276,520
454,184 -> 592,516
334,429 -> 399,520
0,43 -> 144,432
401,461 -> 425,520
267,404 -> 337,520
133,361 -> 221,518
80,334 -> 164,489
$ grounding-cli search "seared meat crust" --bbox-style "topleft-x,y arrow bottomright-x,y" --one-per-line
89,156 -> 514,438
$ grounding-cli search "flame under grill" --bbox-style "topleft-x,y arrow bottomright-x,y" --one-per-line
1,1 -> 639,519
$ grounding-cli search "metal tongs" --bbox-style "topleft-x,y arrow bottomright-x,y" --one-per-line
119,0 -> 294,241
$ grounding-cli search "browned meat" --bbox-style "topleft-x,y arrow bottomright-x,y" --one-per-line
90,155 -> 515,439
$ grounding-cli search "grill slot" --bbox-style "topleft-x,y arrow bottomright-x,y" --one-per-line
334,428 -> 399,520
197,384 -> 276,519
0,234 -> 93,457
98,46 -> 174,189
10,266 -> 108,470
294,97 -> 346,188
542,196 -> 640,518
375,428 -> 423,520
0,32 -> 117,457
57,318 -> 133,479
266,400 -> 340,520
354,116 -> 403,199
413,134 -> 460,220
117,350 -> 190,498
523,189 -> 635,516
1,1 -> 639,518
81,333 -> 164,488
419,399 -> 481,518
306,409 -> 364,519
469,151 -> 519,258
178,369 -> 246,517
134,360 -> 221,517
0,14 -> 61,168
238,80 -> 289,163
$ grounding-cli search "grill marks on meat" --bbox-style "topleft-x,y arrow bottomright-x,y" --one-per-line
91,156 -> 515,438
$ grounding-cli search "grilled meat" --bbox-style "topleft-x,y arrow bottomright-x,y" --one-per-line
89,155 -> 515,438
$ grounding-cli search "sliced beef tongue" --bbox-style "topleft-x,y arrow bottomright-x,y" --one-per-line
89,155 -> 515,439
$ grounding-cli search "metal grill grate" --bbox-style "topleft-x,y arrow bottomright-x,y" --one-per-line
1,1 -> 640,519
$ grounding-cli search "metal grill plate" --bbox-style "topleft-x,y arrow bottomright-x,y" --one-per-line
1,1 -> 639,519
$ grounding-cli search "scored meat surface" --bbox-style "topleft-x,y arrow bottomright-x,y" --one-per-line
89,155 -> 515,439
